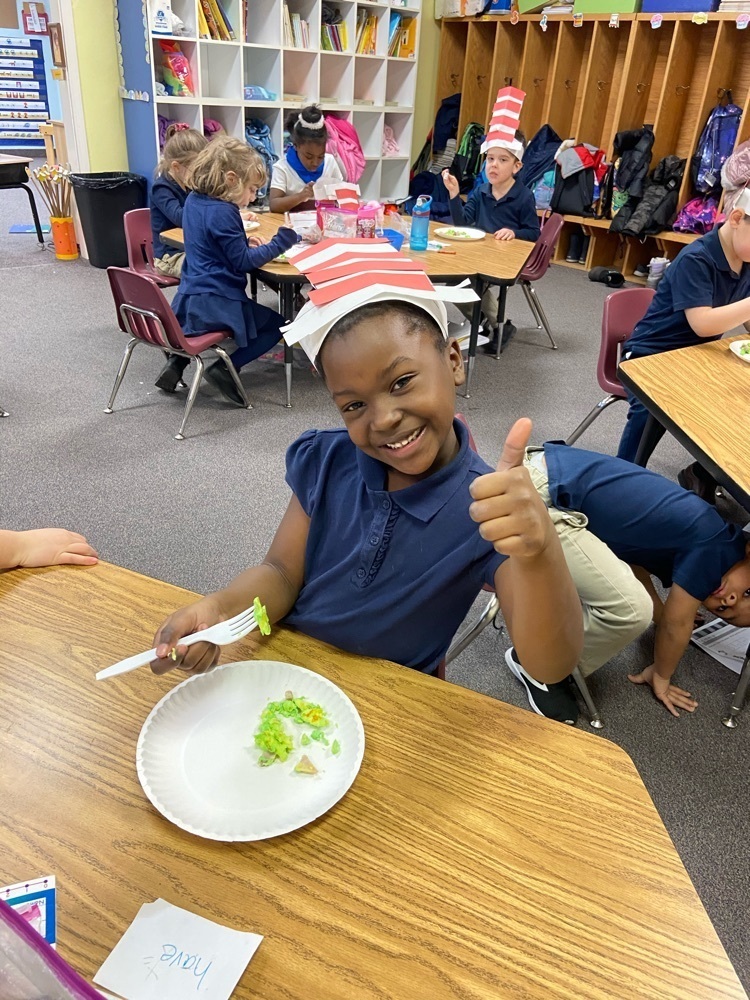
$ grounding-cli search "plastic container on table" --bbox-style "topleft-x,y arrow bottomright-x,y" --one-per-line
409,195 -> 432,251
69,171 -> 146,268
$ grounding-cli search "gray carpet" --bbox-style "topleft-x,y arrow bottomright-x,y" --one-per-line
2,181 -> 749,990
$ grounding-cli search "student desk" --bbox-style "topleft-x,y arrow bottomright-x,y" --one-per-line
0,152 -> 45,247
1,561 -> 745,999
161,216 -> 533,397
619,337 -> 750,729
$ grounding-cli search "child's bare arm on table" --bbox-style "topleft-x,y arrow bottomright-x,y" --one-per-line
150,495 -> 310,675
686,296 -> 750,337
469,419 -> 583,685
0,527 -> 98,570
269,184 -> 315,214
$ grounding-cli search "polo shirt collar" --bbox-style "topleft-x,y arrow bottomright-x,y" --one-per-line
357,419 -> 473,522
705,227 -> 733,273
479,180 -> 518,202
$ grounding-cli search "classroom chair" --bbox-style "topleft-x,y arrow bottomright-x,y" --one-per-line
489,212 -> 564,359
565,287 -> 655,446
438,414 -> 603,728
123,208 -> 180,289
105,267 -> 251,441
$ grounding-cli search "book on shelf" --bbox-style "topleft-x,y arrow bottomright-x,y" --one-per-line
353,97 -> 374,105
206,0 -> 231,40
214,0 -> 236,38
395,16 -> 416,58
200,0 -> 221,39
388,12 -> 401,55
283,92 -> 307,102
198,3 -> 210,37
355,11 -> 377,54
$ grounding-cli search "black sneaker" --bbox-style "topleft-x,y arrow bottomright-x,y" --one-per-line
504,647 -> 578,725
499,319 -> 517,354
205,360 -> 245,406
677,462 -> 719,505
155,355 -> 189,393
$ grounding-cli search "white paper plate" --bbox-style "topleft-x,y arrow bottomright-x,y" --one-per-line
729,339 -> 750,364
243,220 -> 260,233
434,226 -> 486,241
136,660 -> 365,841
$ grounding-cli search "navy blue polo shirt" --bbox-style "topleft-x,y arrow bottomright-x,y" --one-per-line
624,227 -> 750,357
283,420 -> 505,672
150,174 -> 187,260
449,180 -> 540,242
543,443 -> 746,601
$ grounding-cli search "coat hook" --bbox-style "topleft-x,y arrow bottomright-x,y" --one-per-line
597,79 -> 610,91
476,73 -> 486,85
450,73 -> 459,86
504,76 -> 513,86
635,81 -> 646,93
533,77 -> 544,86
564,78 -> 576,89
676,84 -> 689,95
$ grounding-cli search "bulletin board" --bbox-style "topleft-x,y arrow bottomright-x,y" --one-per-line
0,34 -> 48,148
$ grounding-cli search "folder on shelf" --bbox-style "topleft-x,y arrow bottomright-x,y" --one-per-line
215,0 -> 236,39
198,3 -> 210,37
388,12 -> 402,54
398,17 -> 417,58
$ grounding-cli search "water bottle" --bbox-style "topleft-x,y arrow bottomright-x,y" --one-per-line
409,195 -> 432,252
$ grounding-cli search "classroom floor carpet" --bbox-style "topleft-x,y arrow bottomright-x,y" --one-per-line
2,184 -> 749,990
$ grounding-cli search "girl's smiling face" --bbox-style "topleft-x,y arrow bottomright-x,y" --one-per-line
320,308 -> 465,489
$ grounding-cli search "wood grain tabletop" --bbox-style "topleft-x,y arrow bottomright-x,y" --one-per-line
619,337 -> 750,502
1,562 -> 744,999
161,214 -> 532,283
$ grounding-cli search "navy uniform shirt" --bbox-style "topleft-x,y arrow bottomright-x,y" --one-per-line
624,227 -> 750,357
150,174 -> 187,260
449,180 -> 540,242
543,443 -> 746,600
283,420 -> 505,672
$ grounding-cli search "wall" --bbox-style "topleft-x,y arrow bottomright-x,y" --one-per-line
411,0 -> 439,162
70,0 -> 127,170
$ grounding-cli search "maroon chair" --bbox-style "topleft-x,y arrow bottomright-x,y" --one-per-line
105,267 -> 250,440
565,286 -> 655,446
123,208 -> 180,288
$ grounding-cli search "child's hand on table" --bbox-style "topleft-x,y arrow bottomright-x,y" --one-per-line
493,228 -> 515,241
240,209 -> 258,223
441,170 -> 459,200
150,597 -> 224,676
468,418 -> 554,559
11,527 -> 98,568
247,234 -> 267,247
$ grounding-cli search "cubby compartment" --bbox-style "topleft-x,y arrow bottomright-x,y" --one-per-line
459,22 -> 496,135
354,55 -> 386,106
284,0 -> 319,48
199,41 -> 243,101
575,20 -> 634,152
385,57 -> 416,109
153,37 -> 200,100
154,99 -> 202,145
518,21 -> 559,138
353,109 -> 385,156
383,110 -> 412,157
435,20 -> 467,107
358,158 -> 382,200
614,19 -> 676,136
245,105 -> 283,161
544,21 -> 592,142
320,52 -> 354,106
488,21 -> 526,115
381,156 -> 409,199
168,0 -> 198,39
202,101 -> 244,138
245,0 -> 282,45
243,46 -> 282,101
283,49 -> 319,100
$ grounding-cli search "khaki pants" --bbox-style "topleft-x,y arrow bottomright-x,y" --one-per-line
524,449 -> 652,677
154,251 -> 185,277
459,284 -> 500,328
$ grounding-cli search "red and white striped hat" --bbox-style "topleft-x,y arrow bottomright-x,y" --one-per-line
281,237 -> 479,363
481,86 -> 526,159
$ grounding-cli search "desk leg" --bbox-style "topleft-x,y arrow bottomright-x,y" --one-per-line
633,414 -> 663,468
493,284 -> 508,361
22,183 -> 45,247
722,645 -> 750,728
280,283 -> 295,408
462,277 -> 483,399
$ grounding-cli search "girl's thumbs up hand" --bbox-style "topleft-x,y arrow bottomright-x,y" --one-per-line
468,419 -> 553,559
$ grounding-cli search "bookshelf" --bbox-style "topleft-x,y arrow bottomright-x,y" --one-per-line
117,0 -> 422,202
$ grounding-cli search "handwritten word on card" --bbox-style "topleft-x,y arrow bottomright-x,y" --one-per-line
93,899 -> 263,1000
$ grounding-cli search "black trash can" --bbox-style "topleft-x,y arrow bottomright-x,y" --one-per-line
70,171 -> 147,268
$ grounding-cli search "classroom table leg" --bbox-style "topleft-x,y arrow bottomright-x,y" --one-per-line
721,646 -> 750,729
462,277 -> 484,399
633,414 -> 665,467
493,285 -> 508,361
279,282 -> 296,408
22,183 -> 44,247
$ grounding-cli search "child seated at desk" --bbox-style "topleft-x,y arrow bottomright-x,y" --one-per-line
441,87 -> 539,351
150,124 -> 207,278
155,137 -> 299,402
617,185 -> 750,471
268,105 -> 343,214
149,255 -> 583,714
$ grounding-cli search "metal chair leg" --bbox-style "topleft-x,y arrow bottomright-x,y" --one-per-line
445,594 -> 500,665
104,339 -> 138,413
526,283 -> 557,349
565,395 -> 622,446
572,667 -> 604,729
175,355 -> 206,440
0,405 -> 8,417
284,341 -> 293,408
722,647 -> 750,728
522,281 -> 544,330
214,346 -> 252,409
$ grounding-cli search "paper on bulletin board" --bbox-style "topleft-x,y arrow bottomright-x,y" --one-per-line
93,898 -> 263,1000
0,0 -> 19,29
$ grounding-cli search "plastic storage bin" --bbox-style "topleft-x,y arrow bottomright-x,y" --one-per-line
70,171 -> 147,268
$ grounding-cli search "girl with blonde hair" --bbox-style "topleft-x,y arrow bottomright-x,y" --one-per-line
157,136 -> 299,401
150,123 -> 207,278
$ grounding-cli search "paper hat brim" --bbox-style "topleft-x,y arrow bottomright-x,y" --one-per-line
282,281 -> 479,364
480,136 -> 525,159
733,187 -> 750,216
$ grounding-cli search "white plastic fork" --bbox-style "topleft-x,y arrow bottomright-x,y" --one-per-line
95,606 -> 258,680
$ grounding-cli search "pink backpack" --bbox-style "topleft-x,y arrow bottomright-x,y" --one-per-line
324,116 -> 366,183
673,196 -> 718,234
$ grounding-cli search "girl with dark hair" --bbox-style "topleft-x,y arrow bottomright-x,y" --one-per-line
269,105 -> 343,213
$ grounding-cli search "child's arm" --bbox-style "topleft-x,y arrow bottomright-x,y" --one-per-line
150,495 -> 310,675
685,298 -> 750,338
627,583 -> 700,716
470,420 -> 583,684
269,183 -> 315,213
216,211 -> 299,273
151,184 -> 185,228
0,527 -> 98,569
442,170 -> 477,226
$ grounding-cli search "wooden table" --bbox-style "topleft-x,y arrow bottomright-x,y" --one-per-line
1,561 -> 745,999
619,338 -> 750,730
161,215 -> 533,396
0,152 -> 44,246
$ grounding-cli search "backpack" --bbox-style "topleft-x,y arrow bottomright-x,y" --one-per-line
691,102 -> 743,196
532,168 -> 556,210
517,123 -> 562,190
615,155 -> 685,237
673,195 -> 718,234
549,163 -> 595,216
451,122 -> 485,195
245,118 -> 278,196
325,115 -> 366,183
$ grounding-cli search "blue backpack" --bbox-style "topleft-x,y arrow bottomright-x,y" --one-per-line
245,118 -> 278,197
692,102 -> 742,195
